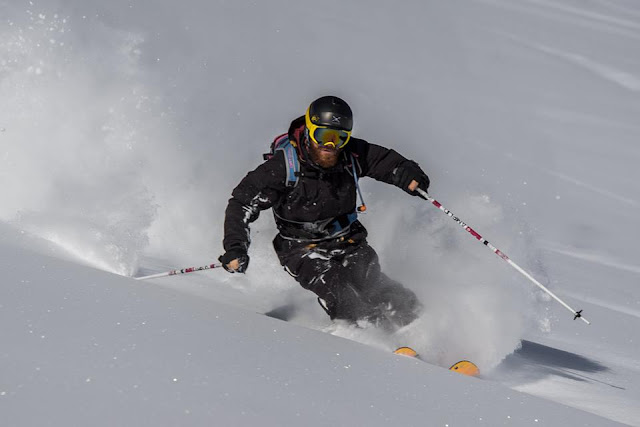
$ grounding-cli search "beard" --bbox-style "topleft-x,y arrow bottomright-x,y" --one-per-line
308,142 -> 341,168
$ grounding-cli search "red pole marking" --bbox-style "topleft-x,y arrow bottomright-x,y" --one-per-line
135,263 -> 222,281
466,226 -> 482,240
433,200 -> 442,209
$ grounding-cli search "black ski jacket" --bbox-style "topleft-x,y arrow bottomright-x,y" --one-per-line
223,120 -> 419,254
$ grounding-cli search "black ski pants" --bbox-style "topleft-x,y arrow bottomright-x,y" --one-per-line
273,233 -> 420,328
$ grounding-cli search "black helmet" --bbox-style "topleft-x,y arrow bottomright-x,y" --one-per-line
304,96 -> 353,150
306,96 -> 353,132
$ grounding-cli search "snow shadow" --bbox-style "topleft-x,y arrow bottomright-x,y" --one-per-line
514,340 -> 606,373
492,340 -> 623,390
264,303 -> 299,321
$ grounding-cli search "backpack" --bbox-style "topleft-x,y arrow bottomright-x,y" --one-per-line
263,133 -> 367,212
263,133 -> 300,187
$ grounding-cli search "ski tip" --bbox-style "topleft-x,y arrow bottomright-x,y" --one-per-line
449,360 -> 480,377
394,347 -> 419,358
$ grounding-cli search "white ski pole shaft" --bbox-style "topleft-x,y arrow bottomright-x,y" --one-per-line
417,188 -> 590,325
134,263 -> 223,281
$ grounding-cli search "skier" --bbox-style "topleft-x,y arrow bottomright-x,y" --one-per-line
219,96 -> 430,330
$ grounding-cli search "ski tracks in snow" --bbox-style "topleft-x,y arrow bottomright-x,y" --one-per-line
495,31 -> 640,93
591,0 -> 640,21
513,0 -> 640,32
471,138 -> 640,209
475,0 -> 640,92
542,241 -> 640,278
468,0 -> 640,208
475,0 -> 640,40
540,241 -> 640,321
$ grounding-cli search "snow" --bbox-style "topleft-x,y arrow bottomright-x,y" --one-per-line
1,0 -> 639,425
0,225 -> 618,426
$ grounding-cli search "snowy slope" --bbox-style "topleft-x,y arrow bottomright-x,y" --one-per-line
2,0 -> 640,425
0,225 -> 620,426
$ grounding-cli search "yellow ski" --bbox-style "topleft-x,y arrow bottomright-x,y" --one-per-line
394,347 -> 480,377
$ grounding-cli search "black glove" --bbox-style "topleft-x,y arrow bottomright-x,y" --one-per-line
391,160 -> 430,199
218,249 -> 250,274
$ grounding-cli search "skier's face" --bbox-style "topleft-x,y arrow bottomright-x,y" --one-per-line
308,138 -> 340,168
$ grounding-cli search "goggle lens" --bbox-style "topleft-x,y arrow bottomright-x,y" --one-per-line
312,127 -> 351,148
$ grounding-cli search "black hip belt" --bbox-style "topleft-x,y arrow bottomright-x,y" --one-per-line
274,211 -> 358,242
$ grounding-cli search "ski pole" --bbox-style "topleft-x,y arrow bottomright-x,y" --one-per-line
134,262 -> 223,281
417,188 -> 590,325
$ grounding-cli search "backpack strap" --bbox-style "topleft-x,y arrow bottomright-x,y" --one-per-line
349,153 -> 367,213
273,135 -> 300,187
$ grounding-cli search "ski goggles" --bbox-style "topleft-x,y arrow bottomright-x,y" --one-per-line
305,114 -> 352,149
